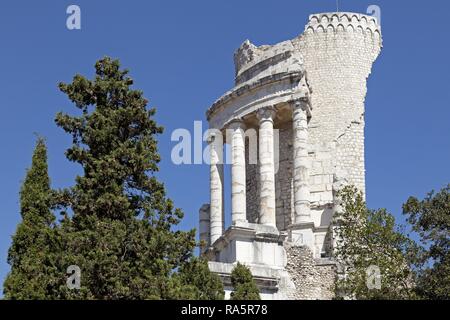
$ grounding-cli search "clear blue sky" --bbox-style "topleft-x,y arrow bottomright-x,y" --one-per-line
0,0 -> 449,296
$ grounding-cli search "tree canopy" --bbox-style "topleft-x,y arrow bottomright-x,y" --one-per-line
403,185 -> 450,300
333,186 -> 419,299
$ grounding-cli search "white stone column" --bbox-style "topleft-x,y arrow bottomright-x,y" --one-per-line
257,107 -> 277,227
208,132 -> 224,244
229,119 -> 247,224
199,204 -> 210,253
292,99 -> 311,224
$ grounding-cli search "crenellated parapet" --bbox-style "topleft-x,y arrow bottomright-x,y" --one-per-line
304,12 -> 381,43
231,12 -> 381,90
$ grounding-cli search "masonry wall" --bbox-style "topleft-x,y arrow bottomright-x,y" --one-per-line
275,125 -> 294,230
285,244 -> 336,300
293,13 -> 382,194
246,137 -> 259,223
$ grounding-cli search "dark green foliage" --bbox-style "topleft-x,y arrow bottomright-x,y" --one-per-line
403,185 -> 450,300
334,186 -> 419,300
171,257 -> 224,300
230,263 -> 260,300
52,57 -> 199,299
4,57 -> 223,300
3,138 -> 59,299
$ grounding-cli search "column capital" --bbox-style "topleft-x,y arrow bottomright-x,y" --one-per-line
256,106 -> 276,123
206,132 -> 217,144
291,98 -> 312,118
225,117 -> 246,130
206,130 -> 222,144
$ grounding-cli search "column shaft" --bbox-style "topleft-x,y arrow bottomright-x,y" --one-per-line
257,108 -> 277,227
209,134 -> 224,244
229,120 -> 247,224
292,100 -> 311,223
199,204 -> 210,252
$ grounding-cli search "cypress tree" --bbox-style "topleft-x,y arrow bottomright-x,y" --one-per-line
4,138 -> 57,299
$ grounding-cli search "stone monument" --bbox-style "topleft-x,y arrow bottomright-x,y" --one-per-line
199,12 -> 382,299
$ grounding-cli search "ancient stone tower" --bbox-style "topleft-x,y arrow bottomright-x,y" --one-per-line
199,12 -> 382,299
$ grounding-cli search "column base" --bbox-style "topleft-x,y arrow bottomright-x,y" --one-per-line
231,219 -> 248,227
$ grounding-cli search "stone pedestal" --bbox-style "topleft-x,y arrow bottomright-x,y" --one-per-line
206,222 -> 295,300
207,222 -> 286,267
208,261 -> 295,300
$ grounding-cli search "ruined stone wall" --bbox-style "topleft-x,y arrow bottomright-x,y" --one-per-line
285,244 -> 336,300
